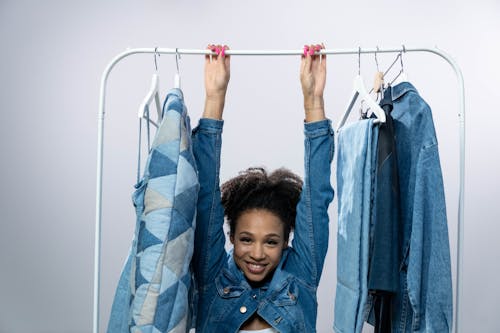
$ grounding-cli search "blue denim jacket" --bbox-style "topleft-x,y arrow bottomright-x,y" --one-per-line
388,82 -> 453,332
191,118 -> 334,333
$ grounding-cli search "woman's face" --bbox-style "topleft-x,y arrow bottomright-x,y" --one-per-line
230,209 -> 287,284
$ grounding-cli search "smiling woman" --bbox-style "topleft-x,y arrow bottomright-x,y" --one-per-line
191,44 -> 335,333
224,171 -> 301,286
222,171 -> 303,331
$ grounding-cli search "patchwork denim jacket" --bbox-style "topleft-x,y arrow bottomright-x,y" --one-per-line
191,118 -> 334,333
107,89 -> 198,333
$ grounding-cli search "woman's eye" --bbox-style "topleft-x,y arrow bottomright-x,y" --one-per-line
240,237 -> 251,243
267,240 -> 279,245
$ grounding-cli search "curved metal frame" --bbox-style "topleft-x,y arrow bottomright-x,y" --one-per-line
94,47 -> 465,333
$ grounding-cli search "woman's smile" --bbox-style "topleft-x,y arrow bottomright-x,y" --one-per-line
246,262 -> 267,274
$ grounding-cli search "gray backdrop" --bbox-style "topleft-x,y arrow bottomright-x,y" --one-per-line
0,0 -> 498,332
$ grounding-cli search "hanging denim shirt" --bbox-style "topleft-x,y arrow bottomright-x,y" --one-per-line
191,118 -> 334,333
389,82 -> 452,332
368,87 -> 401,294
107,88 -> 199,333
334,119 -> 378,333
365,86 -> 402,333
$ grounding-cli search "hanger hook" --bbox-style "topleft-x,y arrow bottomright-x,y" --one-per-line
400,45 -> 405,73
175,48 -> 181,74
358,47 -> 361,75
154,47 -> 160,72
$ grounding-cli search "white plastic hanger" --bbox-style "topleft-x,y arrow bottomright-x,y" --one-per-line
337,48 -> 386,131
138,48 -> 162,128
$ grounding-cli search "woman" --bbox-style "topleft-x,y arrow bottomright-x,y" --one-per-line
191,44 -> 334,333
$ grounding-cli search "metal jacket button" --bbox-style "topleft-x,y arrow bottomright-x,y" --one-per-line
223,287 -> 230,294
240,306 -> 247,314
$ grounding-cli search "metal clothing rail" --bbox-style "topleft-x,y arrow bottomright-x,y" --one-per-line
94,47 -> 465,333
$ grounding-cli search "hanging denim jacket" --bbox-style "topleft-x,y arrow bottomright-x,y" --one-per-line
191,118 -> 334,333
389,82 -> 453,332
107,88 -> 199,333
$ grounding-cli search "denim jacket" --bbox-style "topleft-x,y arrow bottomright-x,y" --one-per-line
191,118 -> 335,333
388,82 -> 453,332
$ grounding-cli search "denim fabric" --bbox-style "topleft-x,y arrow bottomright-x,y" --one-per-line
366,86 -> 401,332
107,88 -> 199,333
334,119 -> 377,333
191,118 -> 334,333
107,233 -> 139,333
368,87 -> 401,293
389,82 -> 452,332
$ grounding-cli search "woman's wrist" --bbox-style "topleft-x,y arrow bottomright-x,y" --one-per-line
304,95 -> 324,111
203,95 -> 226,120
304,96 -> 325,122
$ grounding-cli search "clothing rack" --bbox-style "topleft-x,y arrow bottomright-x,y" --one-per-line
94,46 -> 465,333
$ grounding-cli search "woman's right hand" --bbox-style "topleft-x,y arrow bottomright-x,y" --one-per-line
203,44 -> 230,120
300,43 -> 326,122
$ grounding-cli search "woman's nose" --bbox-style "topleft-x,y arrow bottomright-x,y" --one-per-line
250,244 -> 265,260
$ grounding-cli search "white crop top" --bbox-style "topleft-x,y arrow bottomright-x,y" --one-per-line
239,328 -> 278,333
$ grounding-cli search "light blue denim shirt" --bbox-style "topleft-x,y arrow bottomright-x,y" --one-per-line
388,82 -> 453,332
191,118 -> 334,333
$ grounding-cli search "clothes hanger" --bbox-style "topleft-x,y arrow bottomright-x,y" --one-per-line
337,48 -> 386,132
174,48 -> 181,89
362,47 -> 411,118
360,47 -> 385,119
389,46 -> 408,86
137,47 -> 162,128
372,47 -> 385,96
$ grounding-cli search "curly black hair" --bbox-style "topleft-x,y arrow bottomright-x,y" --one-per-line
221,167 -> 303,243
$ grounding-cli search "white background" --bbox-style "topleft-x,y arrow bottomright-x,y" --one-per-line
0,0 -> 498,332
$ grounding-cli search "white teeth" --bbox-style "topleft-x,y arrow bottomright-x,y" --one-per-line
248,263 -> 265,273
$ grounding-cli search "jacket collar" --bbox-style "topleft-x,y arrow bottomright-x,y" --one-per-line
390,81 -> 418,101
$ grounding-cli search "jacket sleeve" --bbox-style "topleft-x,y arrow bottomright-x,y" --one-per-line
408,143 -> 453,332
291,119 -> 335,286
191,118 -> 227,289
